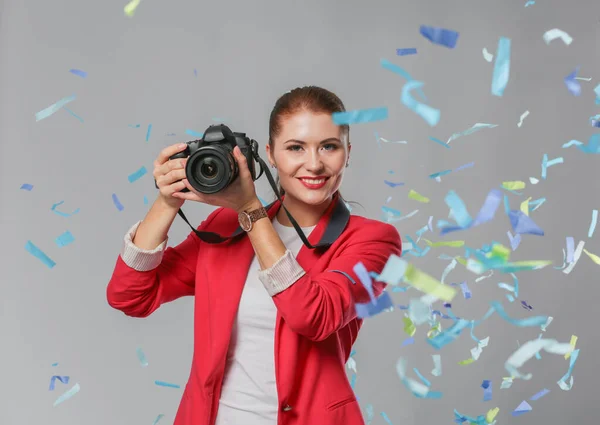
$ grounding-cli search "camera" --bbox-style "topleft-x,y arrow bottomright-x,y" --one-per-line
169,124 -> 263,194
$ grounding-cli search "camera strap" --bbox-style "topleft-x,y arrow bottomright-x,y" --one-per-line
174,154 -> 349,250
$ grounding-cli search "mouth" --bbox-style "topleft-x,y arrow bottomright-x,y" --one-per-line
297,177 -> 330,189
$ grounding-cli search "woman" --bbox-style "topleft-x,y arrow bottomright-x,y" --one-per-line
106,86 -> 402,425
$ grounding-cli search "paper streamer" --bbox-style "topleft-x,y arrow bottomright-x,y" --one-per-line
517,110 -> 529,127
396,358 -> 442,398
63,107 -> 84,123
25,241 -> 56,269
491,37 -> 511,96
588,210 -> 598,238
128,166 -> 148,183
49,375 -> 69,391
146,124 -> 152,141
482,48 -> 494,62
401,80 -> 440,126
446,123 -> 498,144
512,400 -> 532,417
53,383 -> 80,407
51,200 -> 80,217
21,183 -> 33,191
557,348 -> 579,390
112,193 -> 124,211
35,95 -> 76,121
124,0 -> 142,17
55,231 -> 75,247
332,107 -> 388,125
155,381 -> 181,388
543,28 -> 573,45
505,338 -> 573,380
530,388 -> 550,400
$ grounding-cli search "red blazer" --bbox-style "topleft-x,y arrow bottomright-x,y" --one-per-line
107,194 -> 402,425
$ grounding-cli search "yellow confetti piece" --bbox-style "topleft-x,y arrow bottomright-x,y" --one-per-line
408,189 -> 430,203
502,180 -> 526,191
458,358 -> 475,365
520,196 -> 532,216
565,335 -> 578,359
124,0 -> 142,17
403,317 -> 416,336
423,239 -> 465,248
404,263 -> 457,302
486,407 -> 500,423
583,248 -> 600,265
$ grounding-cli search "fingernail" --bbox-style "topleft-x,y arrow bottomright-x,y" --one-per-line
181,160 -> 186,167
179,143 -> 187,148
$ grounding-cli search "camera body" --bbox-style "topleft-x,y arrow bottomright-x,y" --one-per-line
169,124 -> 261,194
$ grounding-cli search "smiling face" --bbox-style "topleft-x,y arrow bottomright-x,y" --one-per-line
266,109 -> 351,209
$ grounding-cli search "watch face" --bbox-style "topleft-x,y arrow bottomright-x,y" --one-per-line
239,212 -> 251,231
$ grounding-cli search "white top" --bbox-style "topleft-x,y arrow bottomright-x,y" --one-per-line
214,215 -> 316,425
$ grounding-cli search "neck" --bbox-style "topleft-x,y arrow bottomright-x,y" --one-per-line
276,194 -> 334,227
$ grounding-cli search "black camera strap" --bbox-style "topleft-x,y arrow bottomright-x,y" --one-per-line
174,153 -> 349,250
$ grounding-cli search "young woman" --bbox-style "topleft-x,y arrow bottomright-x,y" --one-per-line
106,86 -> 402,425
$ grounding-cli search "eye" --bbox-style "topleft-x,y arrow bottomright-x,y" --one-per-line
287,145 -> 303,151
323,143 -> 338,151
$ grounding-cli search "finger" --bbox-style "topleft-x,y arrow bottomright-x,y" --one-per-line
156,143 -> 188,166
155,158 -> 186,181
157,168 -> 187,188
235,146 -> 251,178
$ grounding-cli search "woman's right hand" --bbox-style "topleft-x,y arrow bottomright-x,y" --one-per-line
153,143 -> 189,209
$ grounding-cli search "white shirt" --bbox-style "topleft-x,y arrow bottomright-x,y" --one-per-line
214,215 -> 316,425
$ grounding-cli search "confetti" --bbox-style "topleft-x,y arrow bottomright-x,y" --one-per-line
355,292 -> 394,318
384,180 -> 405,188
482,48 -> 493,62
49,375 -> 69,391
512,400 -> 532,417
136,347 -> 148,367
439,189 -> 502,235
459,282 -> 472,299
565,335 -> 578,359
542,28 -> 573,45
402,337 -> 415,346
63,107 -> 84,123
583,248 -> 600,265
525,0 -> 535,6
20,183 -> 33,191
408,189 -> 430,203
557,348 -> 579,390
55,231 -> 75,247
530,388 -> 550,400
502,181 -> 525,191
124,0 -> 142,17
35,95 -> 76,122
380,58 -> 427,100
517,110 -> 529,127
332,107 -> 388,125
379,137 -> 407,144
53,383 -> 80,407
396,358 -> 442,398
396,48 -> 417,56
185,129 -> 204,138
51,200 -> 81,217
431,355 -> 442,376
541,154 -> 564,178
563,240 -> 585,274
401,80 -> 440,126
423,239 -> 464,248
481,380 -> 492,401
413,367 -> 431,387
564,67 -> 581,96
454,161 -> 474,172
146,124 -> 152,142
419,25 -> 459,48
69,69 -> 87,78
446,123 -> 498,144
428,136 -> 450,148
491,37 -> 511,96
154,381 -> 180,388
507,231 -> 522,250
380,412 -> 393,424
25,241 -> 56,269
152,414 -> 165,425
128,166 -> 148,183
588,209 -> 598,237
595,83 -> 600,104
112,193 -> 124,211
505,338 -> 573,380
508,210 -> 544,235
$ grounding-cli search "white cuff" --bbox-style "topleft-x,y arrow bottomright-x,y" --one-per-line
120,221 -> 168,271
257,249 -> 306,296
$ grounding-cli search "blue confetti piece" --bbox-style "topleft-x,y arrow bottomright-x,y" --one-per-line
53,383 -> 80,407
454,162 -> 474,172
512,400 -> 532,417
419,25 -> 460,48
350,373 -> 357,389
525,0 -> 535,6
481,380 -> 492,401
51,363 -> 59,367
128,124 -> 141,128
384,180 -> 404,188
136,347 -> 148,367
152,414 -> 165,425
429,170 -> 452,179
508,210 -> 545,235
401,80 -> 440,126
51,200 -> 80,217
402,337 -> 415,346
185,129 -> 204,138
588,210 -> 598,238
355,291 -> 393,318
25,241 -> 56,269
128,166 -> 148,183
429,136 -> 450,148
112,193 -> 124,211
35,95 -> 76,122
491,37 -> 511,96
380,411 -> 393,424
460,282 -> 472,299
155,380 -> 180,389
574,134 -> 600,154
20,183 -> 33,191
55,231 -> 75,248
69,69 -> 87,78
564,67 -> 581,96
332,107 -> 388,125
49,375 -> 69,391
143,195 -> 149,205
396,48 -> 417,56
454,409 -> 487,425
146,124 -> 152,142
595,83 -> 600,104
380,58 -> 428,101
530,388 -> 550,400
63,107 -> 84,123
413,368 -> 431,387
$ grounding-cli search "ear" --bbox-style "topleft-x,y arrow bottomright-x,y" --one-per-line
266,143 -> 274,166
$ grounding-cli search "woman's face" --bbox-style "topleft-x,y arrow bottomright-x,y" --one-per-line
266,109 -> 351,208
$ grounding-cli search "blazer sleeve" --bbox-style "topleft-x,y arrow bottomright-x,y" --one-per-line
106,208 -> 221,318
258,220 -> 402,341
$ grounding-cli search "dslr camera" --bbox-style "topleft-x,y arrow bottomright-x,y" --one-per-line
169,124 -> 263,194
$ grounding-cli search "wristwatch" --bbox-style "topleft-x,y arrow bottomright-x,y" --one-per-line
238,205 -> 268,232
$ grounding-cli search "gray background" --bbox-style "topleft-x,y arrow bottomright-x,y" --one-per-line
1,0 -> 599,424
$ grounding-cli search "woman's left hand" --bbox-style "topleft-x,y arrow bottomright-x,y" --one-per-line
173,146 -> 260,213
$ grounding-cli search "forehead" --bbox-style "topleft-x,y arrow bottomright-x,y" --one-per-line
276,110 -> 341,142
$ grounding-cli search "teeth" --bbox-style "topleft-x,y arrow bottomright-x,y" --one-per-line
303,179 -> 325,184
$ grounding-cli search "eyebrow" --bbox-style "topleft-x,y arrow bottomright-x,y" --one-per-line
284,138 -> 342,145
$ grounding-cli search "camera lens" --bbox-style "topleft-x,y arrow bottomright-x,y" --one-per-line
186,146 -> 237,194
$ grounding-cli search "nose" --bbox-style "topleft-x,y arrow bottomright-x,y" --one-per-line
305,150 -> 325,172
